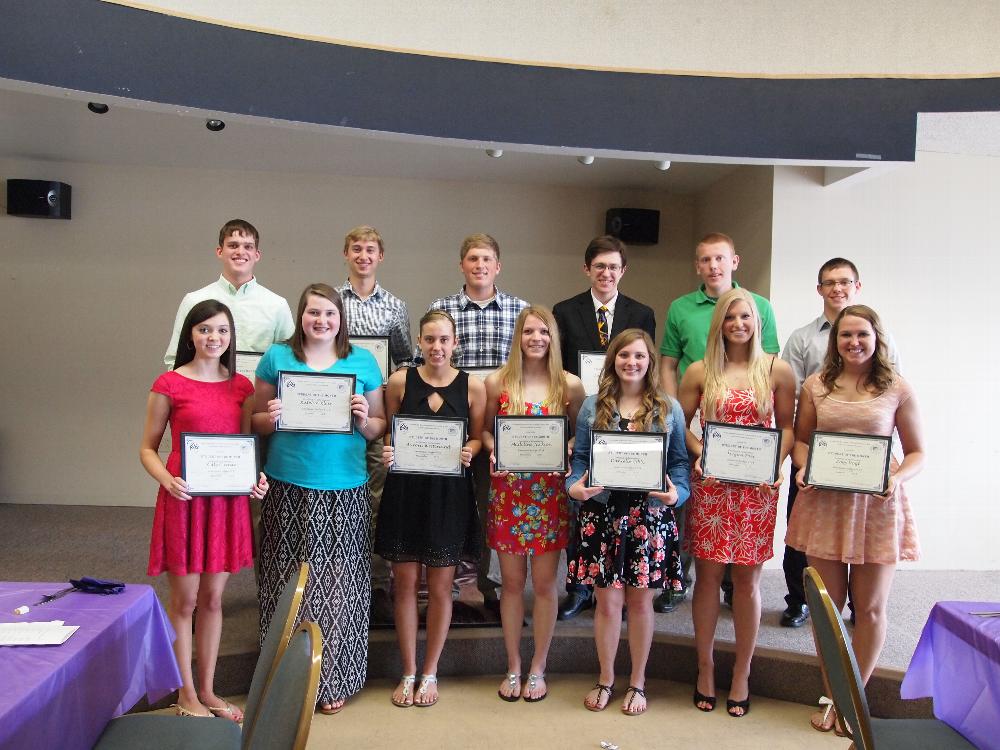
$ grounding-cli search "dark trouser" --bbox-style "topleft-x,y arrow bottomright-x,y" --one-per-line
473,453 -> 499,596
782,466 -> 808,608
367,437 -> 391,592
564,501 -> 592,597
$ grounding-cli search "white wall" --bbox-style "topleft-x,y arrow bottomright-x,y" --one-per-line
769,153 -> 1000,569
0,156 -> 693,507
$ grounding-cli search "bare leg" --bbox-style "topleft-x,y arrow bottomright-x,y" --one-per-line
847,562 -> 896,684
391,562 -> 420,706
194,572 -> 241,721
166,572 -> 210,715
497,552 -> 527,698
691,558 -> 725,708
417,565 -> 456,705
622,586 -> 655,713
525,549 -> 560,699
585,585 -> 624,710
727,563 -> 763,715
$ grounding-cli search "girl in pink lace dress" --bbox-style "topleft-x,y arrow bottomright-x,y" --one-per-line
679,288 -> 796,717
141,300 -> 268,721
786,305 -> 924,732
483,306 -> 585,702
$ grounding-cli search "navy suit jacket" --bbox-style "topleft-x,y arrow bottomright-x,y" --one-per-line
552,290 -> 656,375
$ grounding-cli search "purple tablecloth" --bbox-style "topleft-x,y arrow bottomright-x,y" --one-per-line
0,582 -> 181,750
901,600 -> 1000,750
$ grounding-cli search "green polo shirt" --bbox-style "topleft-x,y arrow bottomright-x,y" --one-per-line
659,283 -> 780,379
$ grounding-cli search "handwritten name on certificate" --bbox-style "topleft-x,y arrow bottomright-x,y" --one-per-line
390,416 -> 467,476
806,431 -> 891,493
588,431 -> 667,492
181,433 -> 259,496
701,422 -> 780,485
277,371 -> 355,433
495,416 -> 568,473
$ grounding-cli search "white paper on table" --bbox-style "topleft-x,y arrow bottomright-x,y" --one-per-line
0,621 -> 79,645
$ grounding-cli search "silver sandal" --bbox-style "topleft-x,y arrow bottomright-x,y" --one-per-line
391,675 -> 416,707
498,672 -> 521,702
415,674 -> 438,707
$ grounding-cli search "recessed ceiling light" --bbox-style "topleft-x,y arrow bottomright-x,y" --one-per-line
653,160 -> 671,171
577,155 -> 596,165
87,102 -> 109,114
485,148 -> 503,158
206,119 -> 226,132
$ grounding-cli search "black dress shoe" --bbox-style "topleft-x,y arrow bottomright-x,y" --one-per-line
722,588 -> 733,608
557,591 -> 593,620
780,603 -> 809,628
653,590 -> 678,613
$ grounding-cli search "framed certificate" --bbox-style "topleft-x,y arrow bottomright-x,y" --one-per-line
276,371 -> 356,433
805,431 -> 892,494
464,367 -> 497,382
181,433 -> 259,496
494,415 -> 569,473
390,415 -> 467,476
235,350 -> 263,382
349,336 -> 390,385
701,421 -> 781,486
588,430 -> 667,492
578,351 -> 607,396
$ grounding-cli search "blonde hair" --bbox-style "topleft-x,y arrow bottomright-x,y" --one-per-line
702,288 -> 772,421
495,306 -> 567,415
593,329 -> 669,431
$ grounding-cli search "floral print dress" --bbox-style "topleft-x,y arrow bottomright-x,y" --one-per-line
487,393 -> 571,555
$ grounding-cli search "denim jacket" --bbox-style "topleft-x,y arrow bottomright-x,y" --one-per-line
565,394 -> 691,509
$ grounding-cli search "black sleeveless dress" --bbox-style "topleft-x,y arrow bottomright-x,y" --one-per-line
374,367 -> 479,567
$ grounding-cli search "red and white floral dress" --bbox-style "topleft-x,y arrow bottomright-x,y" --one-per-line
685,388 -> 779,565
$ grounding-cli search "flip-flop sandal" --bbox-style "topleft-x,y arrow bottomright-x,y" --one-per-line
206,701 -> 243,723
622,686 -> 647,716
317,700 -> 345,715
523,673 -> 547,703
584,683 -> 613,712
171,703 -> 212,718
415,674 -> 438,707
810,696 -> 835,732
391,675 -> 416,707
498,672 -> 521,702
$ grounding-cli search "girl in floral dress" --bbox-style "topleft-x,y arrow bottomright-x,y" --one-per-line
678,288 -> 796,717
483,306 -> 584,702
566,329 -> 690,715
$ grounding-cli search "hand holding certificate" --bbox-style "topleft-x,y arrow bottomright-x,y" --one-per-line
804,431 -> 892,494
494,416 -> 569,473
181,433 -> 260,496
390,415 -> 467,476
701,422 -> 781,486
588,430 -> 667,492
276,371 -> 356,433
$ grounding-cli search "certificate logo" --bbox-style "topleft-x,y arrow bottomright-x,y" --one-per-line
709,428 -> 721,441
447,425 -> 459,435
190,442 -> 200,451
501,423 -> 512,432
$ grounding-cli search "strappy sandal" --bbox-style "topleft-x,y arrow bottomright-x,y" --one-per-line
622,686 -> 647,716
727,696 -> 751,718
415,674 -> 438,707
693,688 -> 717,712
171,703 -> 212,718
391,675 -> 416,707
205,701 -> 243,723
811,695 -> 836,731
523,673 -> 547,703
584,683 -> 613,712
498,672 -> 521,702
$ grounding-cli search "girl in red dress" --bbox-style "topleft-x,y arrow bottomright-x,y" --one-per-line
141,300 -> 268,720
483,306 -> 585,702
679,288 -> 795,717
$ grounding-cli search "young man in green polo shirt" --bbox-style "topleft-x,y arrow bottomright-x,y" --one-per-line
656,232 -> 780,612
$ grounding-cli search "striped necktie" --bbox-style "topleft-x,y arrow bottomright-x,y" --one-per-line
597,305 -> 609,347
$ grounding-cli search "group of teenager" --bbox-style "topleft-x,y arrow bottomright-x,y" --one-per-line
140,219 -> 924,731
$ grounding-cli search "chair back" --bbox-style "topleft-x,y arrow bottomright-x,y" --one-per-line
244,621 -> 321,750
803,566 -> 875,750
243,562 -> 309,744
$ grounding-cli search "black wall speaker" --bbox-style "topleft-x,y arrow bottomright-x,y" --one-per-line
6,180 -> 72,219
605,208 -> 659,245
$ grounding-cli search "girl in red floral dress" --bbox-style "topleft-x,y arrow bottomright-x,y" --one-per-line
483,306 -> 585,702
678,288 -> 795,717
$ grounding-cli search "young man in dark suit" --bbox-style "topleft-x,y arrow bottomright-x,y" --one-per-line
552,234 -> 656,619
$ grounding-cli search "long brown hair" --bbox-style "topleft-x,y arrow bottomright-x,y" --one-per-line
820,305 -> 895,395
702,288 -> 772,421
593,329 -> 669,430
495,306 -> 567,415
173,299 -> 236,377
288,283 -> 351,363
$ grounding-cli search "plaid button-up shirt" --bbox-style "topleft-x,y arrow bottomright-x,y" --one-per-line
336,280 -> 415,368
420,286 -> 529,368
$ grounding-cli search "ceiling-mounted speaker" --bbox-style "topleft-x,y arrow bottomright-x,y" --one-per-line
6,180 -> 72,219
606,208 -> 658,245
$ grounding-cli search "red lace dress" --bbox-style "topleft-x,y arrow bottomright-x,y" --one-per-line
486,393 -> 571,555
685,388 -> 779,565
146,370 -> 255,576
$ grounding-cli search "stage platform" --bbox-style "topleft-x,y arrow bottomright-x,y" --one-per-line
3,503 -> 992,718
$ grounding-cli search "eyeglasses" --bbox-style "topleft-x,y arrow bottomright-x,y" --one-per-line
591,263 -> 622,273
820,279 -> 856,289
